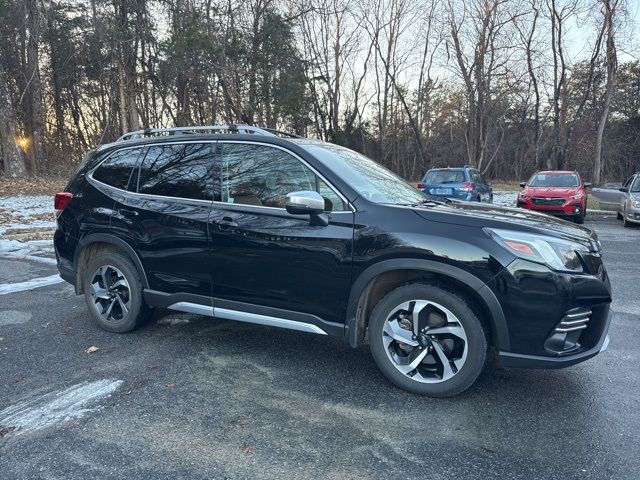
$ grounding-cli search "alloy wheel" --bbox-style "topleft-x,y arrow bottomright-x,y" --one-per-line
89,265 -> 131,322
382,300 -> 468,383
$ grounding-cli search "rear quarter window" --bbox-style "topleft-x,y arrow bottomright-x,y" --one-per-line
92,148 -> 144,190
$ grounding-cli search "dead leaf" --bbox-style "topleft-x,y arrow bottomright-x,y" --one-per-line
230,418 -> 246,428
85,346 -> 99,353
240,441 -> 252,454
0,426 -> 16,438
165,383 -> 174,389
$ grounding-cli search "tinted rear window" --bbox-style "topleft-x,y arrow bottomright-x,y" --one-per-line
137,143 -> 214,200
92,148 -> 143,190
423,170 -> 466,184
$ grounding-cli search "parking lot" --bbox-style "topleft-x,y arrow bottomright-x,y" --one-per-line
0,215 -> 638,479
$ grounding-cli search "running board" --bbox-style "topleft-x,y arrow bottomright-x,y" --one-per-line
167,302 -> 327,335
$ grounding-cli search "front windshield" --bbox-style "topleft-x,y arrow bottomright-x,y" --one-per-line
424,170 -> 466,184
529,173 -> 579,188
302,143 -> 427,205
631,176 -> 640,193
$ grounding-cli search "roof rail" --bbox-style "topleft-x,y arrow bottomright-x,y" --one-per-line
115,124 -> 299,142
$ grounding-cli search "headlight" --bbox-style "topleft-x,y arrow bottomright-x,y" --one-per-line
569,193 -> 583,201
485,228 -> 588,272
631,198 -> 640,208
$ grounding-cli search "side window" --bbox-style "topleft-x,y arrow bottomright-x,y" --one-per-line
137,143 -> 214,200
470,170 -> 480,183
221,143 -> 347,211
623,176 -> 633,188
92,148 -> 143,190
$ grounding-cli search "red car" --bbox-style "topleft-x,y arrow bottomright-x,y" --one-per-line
517,171 -> 591,224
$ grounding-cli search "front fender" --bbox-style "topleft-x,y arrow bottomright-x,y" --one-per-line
344,258 -> 510,351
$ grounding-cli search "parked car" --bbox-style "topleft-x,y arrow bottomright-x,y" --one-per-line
418,167 -> 493,203
54,125 -> 611,397
591,173 -> 640,228
517,171 -> 591,224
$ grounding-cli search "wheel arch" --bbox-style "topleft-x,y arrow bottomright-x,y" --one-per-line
73,233 -> 149,293
345,259 -> 510,351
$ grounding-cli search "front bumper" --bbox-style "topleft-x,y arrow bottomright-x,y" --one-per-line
517,200 -> 583,217
498,312 -> 611,368
624,205 -> 640,223
487,258 -> 612,369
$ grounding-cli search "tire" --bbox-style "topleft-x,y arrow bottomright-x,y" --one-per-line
82,251 -> 152,333
489,194 -> 494,204
623,208 -> 631,228
368,282 -> 487,397
574,212 -> 585,224
617,211 -> 623,220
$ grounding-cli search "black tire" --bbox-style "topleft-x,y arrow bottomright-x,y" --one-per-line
623,209 -> 631,228
368,282 -> 487,397
574,211 -> 585,224
617,211 -> 623,220
82,251 -> 152,333
489,194 -> 494,204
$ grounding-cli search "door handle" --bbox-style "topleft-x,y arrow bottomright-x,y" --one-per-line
218,216 -> 239,228
118,209 -> 139,218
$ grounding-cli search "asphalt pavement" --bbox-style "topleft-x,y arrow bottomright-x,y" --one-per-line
0,215 -> 638,479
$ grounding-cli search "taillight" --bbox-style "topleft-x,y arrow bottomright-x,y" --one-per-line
459,182 -> 475,191
417,182 -> 425,189
54,192 -> 73,216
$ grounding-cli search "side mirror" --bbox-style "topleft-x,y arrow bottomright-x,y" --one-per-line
584,181 -> 592,188
285,191 -> 325,215
519,182 -> 526,188
619,187 -> 629,193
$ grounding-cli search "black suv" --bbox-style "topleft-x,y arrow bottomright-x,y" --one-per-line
54,125 -> 612,397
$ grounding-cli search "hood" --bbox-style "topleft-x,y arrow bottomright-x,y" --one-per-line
411,201 -> 599,249
522,186 -> 581,196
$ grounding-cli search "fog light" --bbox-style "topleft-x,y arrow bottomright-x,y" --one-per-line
574,207 -> 580,213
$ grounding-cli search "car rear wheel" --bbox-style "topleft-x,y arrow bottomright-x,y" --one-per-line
83,252 -> 152,333
368,282 -> 487,397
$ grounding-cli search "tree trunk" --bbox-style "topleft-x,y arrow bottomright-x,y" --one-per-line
25,0 -> 44,174
594,0 -> 618,185
0,65 -> 27,177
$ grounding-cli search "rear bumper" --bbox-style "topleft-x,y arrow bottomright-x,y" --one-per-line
498,310 -> 611,368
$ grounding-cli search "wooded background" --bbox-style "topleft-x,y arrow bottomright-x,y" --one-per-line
0,0 -> 637,183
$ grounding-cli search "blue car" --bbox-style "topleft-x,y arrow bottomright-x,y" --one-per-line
418,167 -> 493,203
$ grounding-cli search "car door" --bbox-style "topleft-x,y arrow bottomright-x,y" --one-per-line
208,141 -> 354,331
620,176 -> 634,213
110,142 -> 215,304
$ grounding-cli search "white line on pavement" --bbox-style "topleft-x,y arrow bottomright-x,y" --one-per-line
0,274 -> 64,295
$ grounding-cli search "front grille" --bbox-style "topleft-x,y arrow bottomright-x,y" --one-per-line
544,308 -> 592,354
531,197 -> 565,206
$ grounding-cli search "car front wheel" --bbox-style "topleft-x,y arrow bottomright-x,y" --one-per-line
368,282 -> 487,397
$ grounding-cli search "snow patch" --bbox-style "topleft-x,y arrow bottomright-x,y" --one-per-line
0,239 -> 54,257
0,379 -> 123,436
0,195 -> 56,235
0,195 -> 52,218
0,310 -> 32,326
492,190 -> 517,207
0,274 -> 64,295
